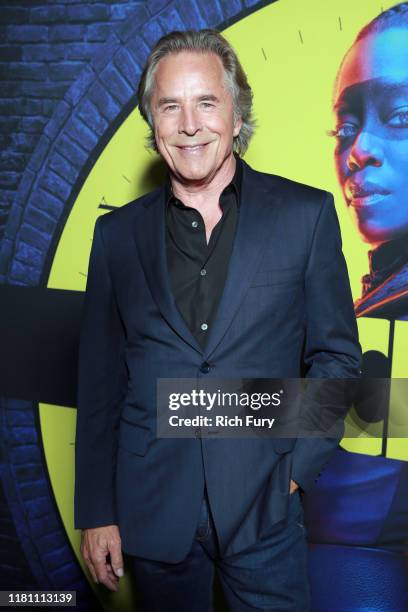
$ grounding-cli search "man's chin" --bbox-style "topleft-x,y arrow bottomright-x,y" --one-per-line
172,164 -> 215,184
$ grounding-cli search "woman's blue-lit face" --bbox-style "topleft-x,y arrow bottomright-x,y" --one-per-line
333,28 -> 408,246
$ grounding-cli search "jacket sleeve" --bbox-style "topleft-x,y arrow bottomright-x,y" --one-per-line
74,216 -> 127,529
291,191 -> 362,492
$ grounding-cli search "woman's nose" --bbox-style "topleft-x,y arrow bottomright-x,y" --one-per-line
346,129 -> 384,172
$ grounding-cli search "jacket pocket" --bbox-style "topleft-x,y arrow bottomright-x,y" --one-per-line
118,418 -> 152,456
273,438 -> 296,454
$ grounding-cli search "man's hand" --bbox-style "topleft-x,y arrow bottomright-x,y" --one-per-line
289,479 -> 299,495
80,525 -> 123,591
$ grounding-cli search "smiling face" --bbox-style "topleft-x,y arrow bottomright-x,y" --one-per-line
333,28 -> 408,246
150,51 -> 242,187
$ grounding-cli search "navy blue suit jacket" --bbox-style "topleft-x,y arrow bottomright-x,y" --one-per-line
74,160 -> 361,562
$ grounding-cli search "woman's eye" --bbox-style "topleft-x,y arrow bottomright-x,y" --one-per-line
387,107 -> 408,126
328,123 -> 359,139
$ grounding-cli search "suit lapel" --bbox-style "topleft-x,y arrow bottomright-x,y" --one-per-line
204,161 -> 282,358
133,188 -> 203,354
133,161 -> 281,358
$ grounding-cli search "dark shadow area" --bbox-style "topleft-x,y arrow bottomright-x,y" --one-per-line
123,551 -> 228,611
138,154 -> 168,195
0,284 -> 83,407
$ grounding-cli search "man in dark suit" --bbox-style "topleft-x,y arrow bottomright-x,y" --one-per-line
75,29 -> 361,611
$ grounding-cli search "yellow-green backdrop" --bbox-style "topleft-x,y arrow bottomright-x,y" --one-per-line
39,1 -> 407,608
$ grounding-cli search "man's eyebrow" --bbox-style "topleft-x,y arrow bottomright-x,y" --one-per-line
197,94 -> 219,102
157,97 -> 179,107
157,94 -> 220,107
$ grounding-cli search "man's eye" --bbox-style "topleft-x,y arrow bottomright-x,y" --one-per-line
199,102 -> 215,108
387,107 -> 408,127
328,123 -> 359,139
164,105 -> 179,112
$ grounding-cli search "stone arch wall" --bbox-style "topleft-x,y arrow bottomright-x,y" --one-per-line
0,0 -> 154,247
0,0 -> 271,286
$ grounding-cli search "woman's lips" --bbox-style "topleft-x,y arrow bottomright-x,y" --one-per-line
350,193 -> 390,208
346,181 -> 391,208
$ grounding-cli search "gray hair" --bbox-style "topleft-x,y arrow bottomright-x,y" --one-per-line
137,29 -> 255,156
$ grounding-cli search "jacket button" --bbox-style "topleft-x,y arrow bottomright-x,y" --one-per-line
200,362 -> 211,374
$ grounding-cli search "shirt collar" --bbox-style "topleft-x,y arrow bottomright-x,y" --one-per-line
361,235 -> 408,296
165,154 -> 242,209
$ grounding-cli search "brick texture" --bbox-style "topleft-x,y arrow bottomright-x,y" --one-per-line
0,1 -> 159,245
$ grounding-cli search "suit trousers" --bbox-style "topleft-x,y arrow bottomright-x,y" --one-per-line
130,488 -> 311,611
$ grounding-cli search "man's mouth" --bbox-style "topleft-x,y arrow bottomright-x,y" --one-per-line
176,143 -> 210,152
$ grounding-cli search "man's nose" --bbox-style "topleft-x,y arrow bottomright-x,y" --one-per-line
178,106 -> 202,136
346,129 -> 384,172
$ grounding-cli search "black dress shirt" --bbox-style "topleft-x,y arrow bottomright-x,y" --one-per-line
166,157 -> 242,348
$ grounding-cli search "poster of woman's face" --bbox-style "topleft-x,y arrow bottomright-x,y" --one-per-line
332,12 -> 408,320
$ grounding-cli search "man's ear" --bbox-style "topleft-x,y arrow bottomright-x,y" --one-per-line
233,116 -> 243,137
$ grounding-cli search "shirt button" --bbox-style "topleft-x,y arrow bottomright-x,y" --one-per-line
200,268 -> 207,276
200,362 -> 211,374
201,323 -> 208,331
192,221 -> 198,228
